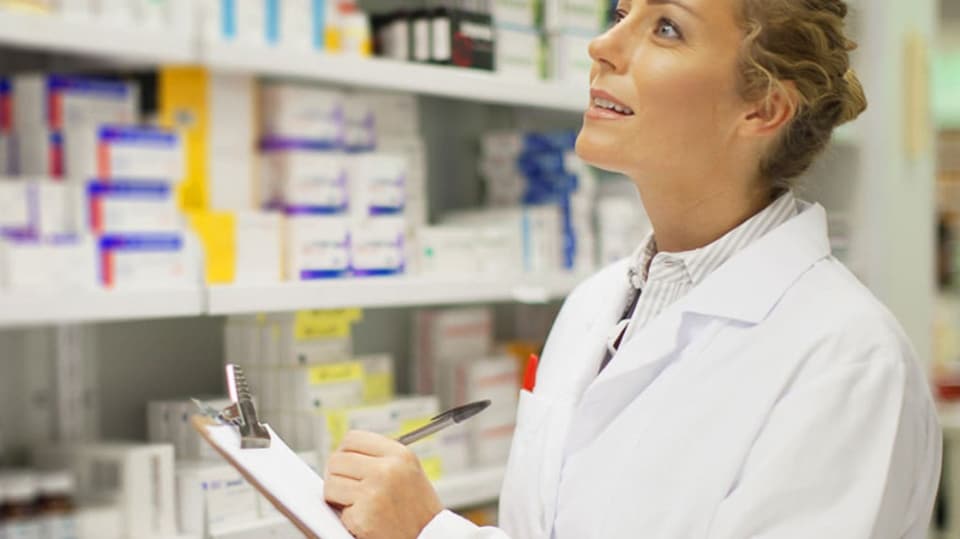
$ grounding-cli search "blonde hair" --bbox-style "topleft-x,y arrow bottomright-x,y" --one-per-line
738,0 -> 867,184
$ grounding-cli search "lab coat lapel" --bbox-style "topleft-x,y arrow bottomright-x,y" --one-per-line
561,202 -> 832,457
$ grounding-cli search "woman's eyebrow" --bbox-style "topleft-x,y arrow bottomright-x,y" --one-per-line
647,0 -> 703,20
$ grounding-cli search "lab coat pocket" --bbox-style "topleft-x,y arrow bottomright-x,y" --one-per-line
514,389 -> 552,441
499,390 -> 554,539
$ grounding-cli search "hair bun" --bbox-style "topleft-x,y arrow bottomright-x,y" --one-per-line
837,69 -> 868,125
824,0 -> 849,20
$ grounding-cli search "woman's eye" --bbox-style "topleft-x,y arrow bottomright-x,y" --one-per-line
654,17 -> 683,39
612,9 -> 628,25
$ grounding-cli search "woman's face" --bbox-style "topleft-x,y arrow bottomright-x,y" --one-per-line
575,0 -> 752,181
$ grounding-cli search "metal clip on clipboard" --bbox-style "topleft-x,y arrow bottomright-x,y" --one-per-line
193,364 -> 271,449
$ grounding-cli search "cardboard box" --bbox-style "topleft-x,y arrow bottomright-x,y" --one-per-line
0,236 -> 97,290
285,215 -> 350,280
411,307 -> 494,394
260,150 -> 347,214
97,232 -> 197,288
350,216 -> 406,277
85,180 -> 180,234
13,75 -> 138,178
67,124 -> 184,182
176,462 -> 259,535
260,82 -> 345,149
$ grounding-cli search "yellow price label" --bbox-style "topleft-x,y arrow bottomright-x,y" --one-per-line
295,309 -> 363,341
325,410 -> 350,452
308,362 -> 364,385
363,373 -> 395,404
419,456 -> 444,482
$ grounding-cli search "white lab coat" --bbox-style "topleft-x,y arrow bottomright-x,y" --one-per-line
419,202 -> 942,539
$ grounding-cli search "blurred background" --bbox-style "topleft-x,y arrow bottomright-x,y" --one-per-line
0,0 -> 953,537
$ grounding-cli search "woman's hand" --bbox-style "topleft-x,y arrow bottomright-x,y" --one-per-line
324,431 -> 444,539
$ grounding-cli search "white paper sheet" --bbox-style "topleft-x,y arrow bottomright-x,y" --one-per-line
202,423 -> 354,539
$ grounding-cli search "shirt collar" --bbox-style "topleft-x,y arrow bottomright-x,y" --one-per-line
627,190 -> 800,290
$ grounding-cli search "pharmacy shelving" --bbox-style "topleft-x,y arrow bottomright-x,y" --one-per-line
207,273 -> 584,316
186,466 -> 505,539
0,273 -> 582,326
202,42 -> 587,113
0,10 -> 194,63
0,287 -> 205,327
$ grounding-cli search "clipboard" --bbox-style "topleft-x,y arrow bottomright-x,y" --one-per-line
191,365 -> 354,539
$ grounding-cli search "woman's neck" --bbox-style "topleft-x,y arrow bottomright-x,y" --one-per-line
637,178 -> 773,253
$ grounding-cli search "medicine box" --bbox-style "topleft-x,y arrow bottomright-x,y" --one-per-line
318,396 -> 445,480
544,0 -> 607,34
348,153 -> 407,219
202,0 -> 267,46
35,443 -> 177,539
260,82 -> 345,149
411,307 -> 494,394
285,214 -> 350,280
547,31 -> 594,84
67,125 -> 184,182
176,461 -> 259,535
235,211 -> 284,284
85,180 -> 180,234
0,78 -> 12,175
0,236 -> 97,290
263,360 -> 366,412
97,232 -> 196,288
495,27 -> 545,81
13,75 -> 139,178
260,150 -> 348,214
492,0 -> 542,29
437,355 -> 519,465
349,215 -> 406,277
343,94 -> 376,152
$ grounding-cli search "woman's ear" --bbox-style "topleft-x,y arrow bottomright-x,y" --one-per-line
740,81 -> 799,138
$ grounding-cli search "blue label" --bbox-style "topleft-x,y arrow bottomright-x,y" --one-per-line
368,206 -> 405,216
0,78 -> 9,93
222,0 -> 237,39
259,137 -> 344,152
99,234 -> 182,251
284,205 -> 348,215
88,180 -> 171,198
98,125 -> 178,146
351,267 -> 405,277
300,269 -> 349,279
47,75 -> 130,98
266,0 -> 281,44
312,0 -> 326,50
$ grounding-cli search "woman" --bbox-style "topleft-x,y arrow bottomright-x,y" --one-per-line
323,0 -> 942,537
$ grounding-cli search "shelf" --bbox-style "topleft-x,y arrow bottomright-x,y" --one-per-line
0,287 -> 205,327
0,10 -> 195,63
188,466 -> 505,539
208,273 -> 583,315
435,465 -> 506,509
203,42 -> 586,113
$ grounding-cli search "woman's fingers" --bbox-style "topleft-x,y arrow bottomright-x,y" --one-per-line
323,474 -> 363,507
325,450 -> 378,481
339,430 -> 407,458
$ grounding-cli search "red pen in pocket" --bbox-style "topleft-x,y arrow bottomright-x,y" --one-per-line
522,354 -> 539,392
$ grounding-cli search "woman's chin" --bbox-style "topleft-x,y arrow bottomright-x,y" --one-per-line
575,132 -> 627,175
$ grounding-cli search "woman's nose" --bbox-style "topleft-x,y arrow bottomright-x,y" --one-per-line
588,23 -> 630,75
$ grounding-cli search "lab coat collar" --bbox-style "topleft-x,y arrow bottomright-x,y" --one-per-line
674,200 -> 831,325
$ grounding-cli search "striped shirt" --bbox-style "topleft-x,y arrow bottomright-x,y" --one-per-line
602,190 -> 800,364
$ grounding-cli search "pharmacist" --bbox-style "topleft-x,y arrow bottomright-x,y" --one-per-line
323,0 -> 942,537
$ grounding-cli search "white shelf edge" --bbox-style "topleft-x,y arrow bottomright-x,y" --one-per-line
0,11 -> 195,63
0,287 -> 205,327
208,274 -> 584,316
435,465 -> 506,509
203,41 -> 587,113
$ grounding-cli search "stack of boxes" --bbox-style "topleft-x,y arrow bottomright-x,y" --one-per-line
201,0 -> 372,56
416,129 -> 596,278
0,0 -> 193,31
258,81 -> 423,281
492,0 -> 546,81
544,0 -> 608,83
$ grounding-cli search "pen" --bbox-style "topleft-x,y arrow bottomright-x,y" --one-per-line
395,400 -> 491,446
522,354 -> 539,392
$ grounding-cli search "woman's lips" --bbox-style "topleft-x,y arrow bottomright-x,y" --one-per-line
587,88 -> 635,119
